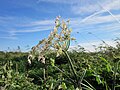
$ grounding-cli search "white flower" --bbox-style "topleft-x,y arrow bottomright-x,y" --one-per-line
28,55 -> 32,64
38,56 -> 45,64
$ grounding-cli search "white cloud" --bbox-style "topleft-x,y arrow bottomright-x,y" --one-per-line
72,3 -> 101,15
104,0 -> 120,10
79,10 -> 105,23
71,0 -> 120,15
77,0 -> 120,23
1,0 -> 120,41
69,0 -> 120,34
0,16 -> 54,39
81,14 -> 120,25
19,20 -> 54,27
7,12 -> 120,39
10,19 -> 54,33
69,14 -> 120,33
0,36 -> 17,40
70,0 -> 120,28
10,27 -> 52,33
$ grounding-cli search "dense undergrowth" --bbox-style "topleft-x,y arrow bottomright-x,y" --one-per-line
0,17 -> 120,90
0,45 -> 120,90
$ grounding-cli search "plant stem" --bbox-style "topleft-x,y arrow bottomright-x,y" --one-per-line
16,63 -> 18,72
113,62 -> 118,90
54,65 -> 75,84
43,63 -> 46,87
63,50 -> 79,87
43,68 -> 46,81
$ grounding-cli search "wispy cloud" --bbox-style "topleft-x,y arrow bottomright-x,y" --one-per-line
19,20 -> 54,27
70,14 -> 120,29
0,36 -> 17,40
0,0 -> 120,41
71,0 -> 120,15
81,14 -> 120,25
0,16 -> 54,39
79,10 -> 105,23
72,3 -> 101,15
76,0 -> 120,23
104,0 -> 120,10
9,27 -> 52,33
69,0 -> 120,35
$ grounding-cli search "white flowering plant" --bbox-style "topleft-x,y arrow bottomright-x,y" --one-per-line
28,16 -> 95,90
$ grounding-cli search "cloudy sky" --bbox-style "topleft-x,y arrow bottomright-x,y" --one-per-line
0,0 -> 120,51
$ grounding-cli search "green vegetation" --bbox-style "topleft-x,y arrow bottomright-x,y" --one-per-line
0,17 -> 120,90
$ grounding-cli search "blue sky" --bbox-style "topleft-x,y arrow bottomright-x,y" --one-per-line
0,0 -> 120,51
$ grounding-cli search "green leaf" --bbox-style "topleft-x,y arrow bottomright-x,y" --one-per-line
106,64 -> 111,72
0,71 -> 3,74
99,56 -> 112,72
50,83 -> 53,89
95,75 -> 102,84
76,87 -> 80,90
99,56 -> 109,64
93,73 -> 103,85
61,82 -> 67,90
50,58 -> 55,67
65,40 -> 70,51
115,85 -> 120,87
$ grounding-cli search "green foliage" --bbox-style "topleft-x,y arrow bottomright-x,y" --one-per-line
0,57 -> 39,90
0,44 -> 120,90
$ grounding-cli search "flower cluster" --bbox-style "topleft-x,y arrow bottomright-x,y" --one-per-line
28,16 -> 75,64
